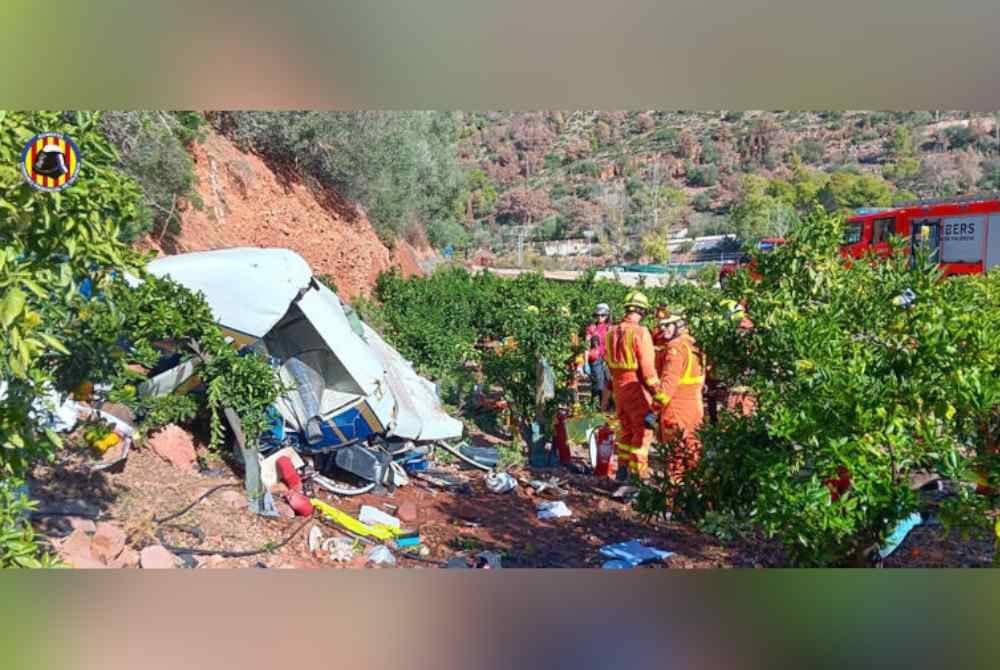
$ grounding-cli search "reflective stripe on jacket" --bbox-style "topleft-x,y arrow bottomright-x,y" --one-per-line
605,321 -> 659,389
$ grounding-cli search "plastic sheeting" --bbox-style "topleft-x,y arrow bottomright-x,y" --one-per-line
141,247 -> 458,444
361,322 -> 463,442
145,247 -> 313,339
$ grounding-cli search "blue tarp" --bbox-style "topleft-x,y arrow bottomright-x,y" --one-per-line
879,512 -> 923,559
600,540 -> 674,568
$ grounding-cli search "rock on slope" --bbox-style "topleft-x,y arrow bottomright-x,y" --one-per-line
141,130 -> 427,299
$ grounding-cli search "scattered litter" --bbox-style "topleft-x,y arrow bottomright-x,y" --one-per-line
602,559 -> 634,569
285,491 -> 314,517
415,470 -> 469,490
536,501 -> 573,520
394,532 -> 422,549
611,485 -> 639,500
312,499 -> 403,541
366,545 -> 397,566
359,505 -> 401,530
307,526 -> 323,553
485,472 -> 518,494
529,478 -> 568,497
322,537 -> 355,562
459,444 -> 499,468
599,540 -> 674,567
879,512 -> 923,560
446,558 -> 472,569
403,456 -> 429,473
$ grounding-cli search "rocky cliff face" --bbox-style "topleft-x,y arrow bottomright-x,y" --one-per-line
139,129 -> 430,299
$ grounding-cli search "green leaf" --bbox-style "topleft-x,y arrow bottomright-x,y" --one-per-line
43,429 -> 63,449
1,287 -> 26,328
21,279 -> 47,300
38,332 -> 70,355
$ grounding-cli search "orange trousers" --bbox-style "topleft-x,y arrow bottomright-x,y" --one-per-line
611,372 -> 653,479
659,390 -> 704,484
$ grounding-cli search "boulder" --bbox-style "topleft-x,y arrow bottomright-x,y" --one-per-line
90,523 -> 126,563
148,424 -> 197,471
140,545 -> 178,569
57,528 -> 100,568
398,501 -> 418,523
110,547 -> 140,569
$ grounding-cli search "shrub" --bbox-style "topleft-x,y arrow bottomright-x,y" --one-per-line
692,190 -> 715,211
687,164 -> 719,187
654,127 -> 678,146
100,111 -> 202,241
794,139 -> 825,165
978,158 -> 1000,191
944,125 -> 977,150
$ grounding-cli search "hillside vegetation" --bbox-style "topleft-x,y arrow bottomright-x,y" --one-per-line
454,111 -> 1000,263
94,111 -> 1000,266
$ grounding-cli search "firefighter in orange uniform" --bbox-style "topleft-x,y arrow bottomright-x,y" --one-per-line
651,311 -> 706,485
605,291 -> 660,482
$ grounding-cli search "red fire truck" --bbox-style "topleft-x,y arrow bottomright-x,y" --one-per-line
720,194 -> 1000,283
841,194 -> 1000,276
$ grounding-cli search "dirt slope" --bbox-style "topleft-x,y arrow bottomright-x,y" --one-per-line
142,131 -> 428,299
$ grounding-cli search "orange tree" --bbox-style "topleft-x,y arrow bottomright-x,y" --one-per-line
639,209 -> 1000,566
1,111 -> 149,566
370,264 -> 713,442
1,112 -> 282,567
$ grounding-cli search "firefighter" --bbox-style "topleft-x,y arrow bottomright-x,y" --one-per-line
718,299 -> 756,416
585,303 -> 612,411
651,312 -> 706,485
604,290 -> 660,482
721,298 -> 753,331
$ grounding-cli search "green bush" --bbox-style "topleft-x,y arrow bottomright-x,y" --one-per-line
944,125 -> 977,150
692,190 -> 714,211
687,164 -> 719,187
99,111 -> 203,241
794,139 -> 825,165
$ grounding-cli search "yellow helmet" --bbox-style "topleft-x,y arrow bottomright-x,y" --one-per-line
623,290 -> 650,311
659,311 -> 685,327
722,299 -> 745,322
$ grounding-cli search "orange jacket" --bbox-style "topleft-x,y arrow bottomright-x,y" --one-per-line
605,319 -> 659,391
654,333 -> 704,405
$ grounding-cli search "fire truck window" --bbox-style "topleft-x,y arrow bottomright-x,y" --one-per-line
872,217 -> 895,244
842,223 -> 862,245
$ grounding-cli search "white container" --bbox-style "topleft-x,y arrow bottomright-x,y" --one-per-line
358,505 -> 401,529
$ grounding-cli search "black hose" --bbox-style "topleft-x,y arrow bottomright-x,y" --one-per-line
155,517 -> 313,558
151,482 -> 311,559
153,483 -> 242,524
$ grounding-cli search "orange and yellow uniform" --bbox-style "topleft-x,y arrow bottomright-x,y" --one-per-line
653,332 -> 706,484
605,318 -> 659,479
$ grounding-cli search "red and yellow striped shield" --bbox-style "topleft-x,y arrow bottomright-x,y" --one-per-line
20,132 -> 82,192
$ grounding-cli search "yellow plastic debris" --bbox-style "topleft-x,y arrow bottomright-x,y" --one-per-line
91,432 -> 121,454
311,499 -> 406,541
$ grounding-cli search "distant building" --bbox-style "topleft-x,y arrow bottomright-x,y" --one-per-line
541,238 -> 591,257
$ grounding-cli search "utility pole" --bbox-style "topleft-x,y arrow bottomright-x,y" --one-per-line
651,158 -> 659,234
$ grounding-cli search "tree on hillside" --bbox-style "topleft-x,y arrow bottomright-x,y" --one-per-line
729,174 -> 797,242
99,111 -> 205,241
495,187 -> 552,226
596,184 -> 633,263
818,170 -> 894,212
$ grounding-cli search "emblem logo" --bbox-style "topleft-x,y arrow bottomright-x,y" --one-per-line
20,132 -> 82,192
